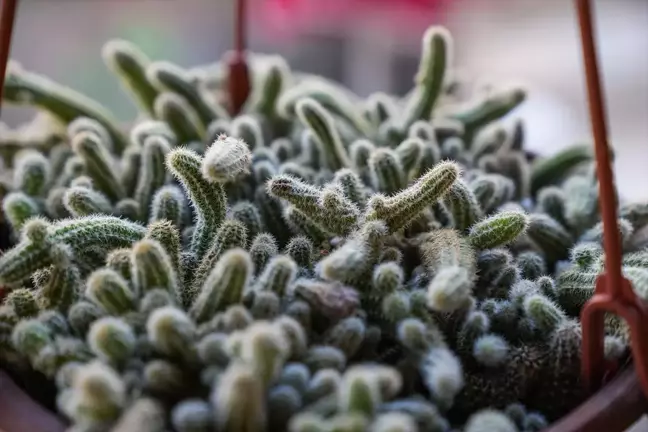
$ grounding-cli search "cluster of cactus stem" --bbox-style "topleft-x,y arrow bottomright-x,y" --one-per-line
1,25 -> 647,432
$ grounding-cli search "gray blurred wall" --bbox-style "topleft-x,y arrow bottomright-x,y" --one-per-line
2,0 -> 647,200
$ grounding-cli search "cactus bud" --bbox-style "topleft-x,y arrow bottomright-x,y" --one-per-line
88,317 -> 136,365
211,363 -> 267,432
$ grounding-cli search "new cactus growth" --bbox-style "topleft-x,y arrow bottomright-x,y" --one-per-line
0,24 -> 645,432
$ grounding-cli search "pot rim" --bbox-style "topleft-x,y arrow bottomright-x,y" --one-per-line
544,365 -> 648,432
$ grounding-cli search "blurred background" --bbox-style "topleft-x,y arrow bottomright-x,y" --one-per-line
1,0 -> 647,200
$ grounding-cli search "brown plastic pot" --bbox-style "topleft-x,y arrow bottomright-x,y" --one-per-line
0,356 -> 645,431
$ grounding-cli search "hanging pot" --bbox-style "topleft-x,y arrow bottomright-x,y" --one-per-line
0,0 -> 646,431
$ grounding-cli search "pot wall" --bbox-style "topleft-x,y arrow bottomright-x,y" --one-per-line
0,371 -> 66,432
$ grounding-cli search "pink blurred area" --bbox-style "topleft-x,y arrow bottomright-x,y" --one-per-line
254,0 -> 456,39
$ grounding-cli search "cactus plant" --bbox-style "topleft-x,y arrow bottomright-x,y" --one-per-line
1,24 -> 646,432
